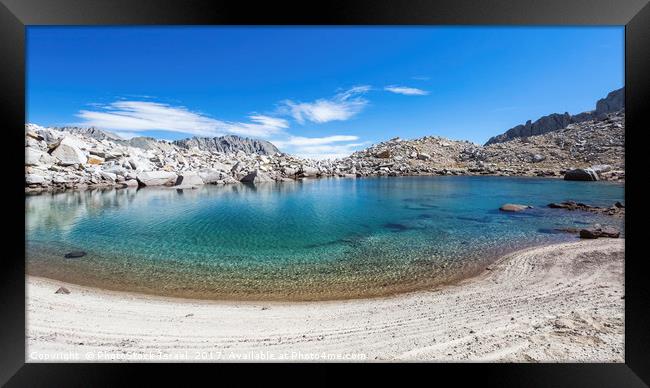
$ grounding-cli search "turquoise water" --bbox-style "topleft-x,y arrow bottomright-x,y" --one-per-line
26,176 -> 624,300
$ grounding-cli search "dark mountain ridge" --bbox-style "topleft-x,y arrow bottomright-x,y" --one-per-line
484,87 -> 624,145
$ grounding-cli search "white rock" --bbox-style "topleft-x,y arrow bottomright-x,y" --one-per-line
175,172 -> 204,186
103,166 -> 128,177
100,171 -> 117,182
25,174 -> 46,185
282,167 -> 298,176
240,169 -> 274,183
591,164 -> 612,173
300,166 -> 319,177
25,147 -> 47,166
136,171 -> 177,186
51,137 -> 87,166
52,175 -> 72,184
198,168 -> 230,184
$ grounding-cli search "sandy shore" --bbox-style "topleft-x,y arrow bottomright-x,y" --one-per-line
26,239 -> 624,362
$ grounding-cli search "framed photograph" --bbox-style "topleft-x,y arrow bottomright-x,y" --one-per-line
2,0 -> 648,385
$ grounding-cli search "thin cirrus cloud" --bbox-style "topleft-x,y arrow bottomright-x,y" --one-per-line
72,82 -> 426,159
278,135 -> 360,146
280,85 -> 371,124
271,135 -> 367,160
292,143 -> 367,160
74,100 -> 364,159
384,85 -> 429,96
75,101 -> 289,139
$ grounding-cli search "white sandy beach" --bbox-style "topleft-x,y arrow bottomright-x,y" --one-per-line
26,239 -> 624,362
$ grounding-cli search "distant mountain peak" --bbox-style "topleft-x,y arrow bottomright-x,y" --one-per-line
50,126 -> 125,141
173,135 -> 280,155
484,87 -> 624,145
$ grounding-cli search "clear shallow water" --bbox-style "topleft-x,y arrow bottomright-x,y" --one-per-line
26,176 -> 624,300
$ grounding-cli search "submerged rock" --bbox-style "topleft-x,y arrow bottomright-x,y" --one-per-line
64,251 -> 87,258
579,226 -> 620,239
555,227 -> 581,234
548,201 -> 624,217
499,204 -> 532,212
548,201 -> 591,210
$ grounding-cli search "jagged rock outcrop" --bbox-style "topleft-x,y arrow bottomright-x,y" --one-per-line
595,87 -> 624,116
475,111 -> 624,178
124,137 -> 176,152
485,87 -> 624,145
173,135 -> 279,155
54,126 -> 124,141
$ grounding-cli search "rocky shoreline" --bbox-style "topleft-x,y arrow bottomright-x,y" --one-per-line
24,109 -> 624,193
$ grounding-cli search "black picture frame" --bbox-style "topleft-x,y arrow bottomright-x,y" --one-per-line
1,0 -> 648,386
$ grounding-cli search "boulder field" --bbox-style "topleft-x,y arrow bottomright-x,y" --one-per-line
24,109 -> 625,193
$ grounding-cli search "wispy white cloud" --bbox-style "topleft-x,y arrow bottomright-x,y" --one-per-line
75,99 -> 365,159
280,86 -> 371,124
224,114 -> 289,138
274,135 -> 359,147
272,135 -> 366,160
76,101 -> 288,139
290,143 -> 368,160
384,85 -> 429,96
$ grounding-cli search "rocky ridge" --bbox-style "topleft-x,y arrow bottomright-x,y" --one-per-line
337,111 -> 623,180
24,110 -> 624,192
173,135 -> 279,155
485,87 -> 624,145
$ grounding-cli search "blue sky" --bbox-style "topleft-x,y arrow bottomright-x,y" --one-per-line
27,26 -> 624,159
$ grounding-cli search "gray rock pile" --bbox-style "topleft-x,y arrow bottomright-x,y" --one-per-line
473,111 -> 624,180
337,111 -> 624,180
24,124 -> 336,192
